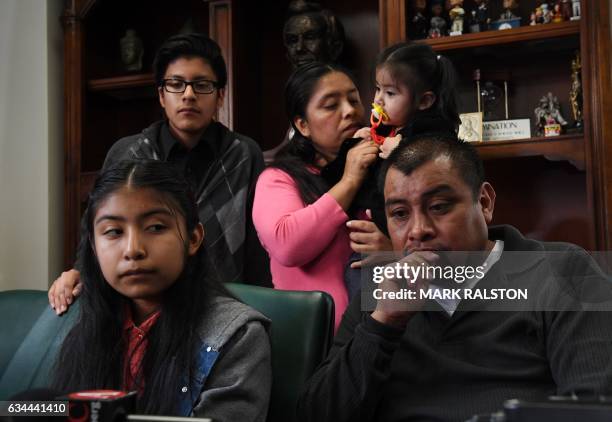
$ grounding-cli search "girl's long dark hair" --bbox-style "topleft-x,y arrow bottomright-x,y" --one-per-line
270,61 -> 357,204
52,160 -> 227,415
376,42 -> 460,131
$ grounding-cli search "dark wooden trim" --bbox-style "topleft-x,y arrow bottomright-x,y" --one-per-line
88,73 -> 155,91
209,0 -> 233,129
419,20 -> 580,51
379,0 -> 405,48
61,0 -> 84,268
581,0 -> 612,250
474,135 -> 585,170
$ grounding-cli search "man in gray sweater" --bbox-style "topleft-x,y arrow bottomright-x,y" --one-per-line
298,132 -> 612,421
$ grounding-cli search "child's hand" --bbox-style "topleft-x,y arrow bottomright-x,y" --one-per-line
346,210 -> 393,268
354,126 -> 372,141
380,134 -> 402,159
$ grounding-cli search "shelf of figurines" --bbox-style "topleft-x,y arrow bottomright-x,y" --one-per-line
414,20 -> 580,52
87,73 -> 157,100
471,133 -> 584,170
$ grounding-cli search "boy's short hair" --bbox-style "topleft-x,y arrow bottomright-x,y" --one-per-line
153,33 -> 227,89
380,132 -> 485,199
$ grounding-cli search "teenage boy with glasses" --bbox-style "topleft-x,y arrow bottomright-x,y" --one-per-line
49,33 -> 271,313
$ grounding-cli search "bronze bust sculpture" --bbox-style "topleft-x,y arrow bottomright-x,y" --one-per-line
283,0 -> 345,68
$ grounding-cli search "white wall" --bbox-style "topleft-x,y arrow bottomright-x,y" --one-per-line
0,0 -> 64,291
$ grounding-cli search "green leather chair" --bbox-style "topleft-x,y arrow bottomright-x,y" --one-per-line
0,290 -> 79,400
225,283 -> 334,422
0,286 -> 334,422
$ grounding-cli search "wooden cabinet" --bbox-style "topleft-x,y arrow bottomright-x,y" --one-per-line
62,0 -> 611,267
379,0 -> 611,250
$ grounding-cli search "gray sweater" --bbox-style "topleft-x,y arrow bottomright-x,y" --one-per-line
190,294 -> 271,422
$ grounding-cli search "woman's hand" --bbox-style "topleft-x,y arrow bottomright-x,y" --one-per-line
328,140 -> 379,212
48,269 -> 82,315
347,210 -> 393,268
341,139 -> 379,187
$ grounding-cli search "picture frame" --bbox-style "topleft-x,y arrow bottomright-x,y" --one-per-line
458,112 -> 483,143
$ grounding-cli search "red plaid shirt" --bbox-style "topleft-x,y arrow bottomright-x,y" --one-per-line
122,307 -> 161,392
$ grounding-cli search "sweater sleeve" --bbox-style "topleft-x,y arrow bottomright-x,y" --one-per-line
545,250 -> 612,395
193,321 -> 272,422
252,168 -> 349,267
297,296 -> 404,422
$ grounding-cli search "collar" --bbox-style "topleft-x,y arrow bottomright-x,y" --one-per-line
159,120 -> 223,161
123,305 -> 161,334
488,225 -> 547,275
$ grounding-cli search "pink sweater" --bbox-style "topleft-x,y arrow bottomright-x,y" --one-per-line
252,168 -> 350,330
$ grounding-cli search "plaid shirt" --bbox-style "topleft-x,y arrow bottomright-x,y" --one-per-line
102,120 -> 271,286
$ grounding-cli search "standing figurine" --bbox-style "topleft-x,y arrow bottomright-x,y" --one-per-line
534,92 -> 568,136
500,0 -> 519,20
449,0 -> 465,35
470,0 -> 490,32
429,1 -> 448,38
541,3 -> 552,23
561,0 -> 573,20
409,0 -> 429,40
552,3 -> 564,22
569,52 -> 583,130
570,0 -> 581,20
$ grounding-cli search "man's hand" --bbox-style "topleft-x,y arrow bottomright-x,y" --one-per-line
371,251 -> 439,329
48,269 -> 82,315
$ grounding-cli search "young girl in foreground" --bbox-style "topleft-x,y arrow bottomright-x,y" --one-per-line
52,160 -> 271,420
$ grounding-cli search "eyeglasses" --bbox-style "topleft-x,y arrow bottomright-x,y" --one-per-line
162,79 -> 219,94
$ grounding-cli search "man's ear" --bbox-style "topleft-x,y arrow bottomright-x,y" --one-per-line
479,182 -> 496,224
216,88 -> 226,110
187,223 -> 205,257
418,91 -> 436,111
294,116 -> 311,138
158,87 -> 166,110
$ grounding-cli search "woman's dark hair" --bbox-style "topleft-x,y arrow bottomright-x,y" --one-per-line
153,33 -> 227,89
271,61 -> 357,204
52,160 -> 227,415
376,42 -> 460,130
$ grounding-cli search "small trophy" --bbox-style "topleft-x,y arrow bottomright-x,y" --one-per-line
568,51 -> 583,132
475,69 -> 531,141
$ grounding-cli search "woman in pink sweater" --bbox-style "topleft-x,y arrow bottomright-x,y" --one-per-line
252,63 -> 390,329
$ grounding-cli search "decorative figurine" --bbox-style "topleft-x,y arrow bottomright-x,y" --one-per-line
119,29 -> 144,72
469,0 -> 490,33
552,3 -> 564,23
529,11 -> 537,25
570,0 -> 581,20
449,0 -> 465,35
409,0 -> 429,40
429,1 -> 448,38
561,0 -> 573,20
541,3 -> 552,24
569,51 -> 583,131
534,92 -> 568,137
491,0 -> 521,30
283,0 -> 345,69
534,6 -> 544,24
499,0 -> 519,20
